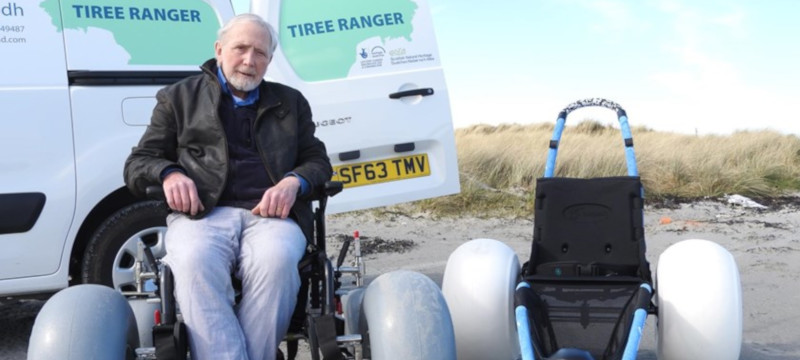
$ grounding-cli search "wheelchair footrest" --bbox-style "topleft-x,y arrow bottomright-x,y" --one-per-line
152,321 -> 188,360
547,348 -> 595,360
336,334 -> 362,347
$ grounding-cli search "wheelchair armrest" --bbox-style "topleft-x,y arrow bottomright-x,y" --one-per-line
309,180 -> 343,201
145,185 -> 166,201
148,182 -> 341,202
324,181 -> 343,197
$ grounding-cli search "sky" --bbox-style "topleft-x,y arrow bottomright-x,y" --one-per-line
231,0 -> 800,135
429,0 -> 800,135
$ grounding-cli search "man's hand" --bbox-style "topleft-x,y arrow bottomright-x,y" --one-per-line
252,176 -> 300,219
163,171 -> 205,216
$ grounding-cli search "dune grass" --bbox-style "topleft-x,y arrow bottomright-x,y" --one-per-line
407,121 -> 800,218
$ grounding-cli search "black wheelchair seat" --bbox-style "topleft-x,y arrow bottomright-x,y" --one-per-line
515,99 -> 654,360
146,181 -> 345,360
517,176 -> 653,360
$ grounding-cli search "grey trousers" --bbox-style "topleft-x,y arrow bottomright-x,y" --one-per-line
164,207 -> 306,360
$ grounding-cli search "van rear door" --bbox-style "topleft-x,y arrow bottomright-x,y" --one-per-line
252,0 -> 460,213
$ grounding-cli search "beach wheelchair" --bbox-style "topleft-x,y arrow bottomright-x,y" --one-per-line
442,99 -> 743,360
28,181 -> 457,360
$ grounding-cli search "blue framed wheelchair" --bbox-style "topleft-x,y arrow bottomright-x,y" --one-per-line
442,99 -> 743,360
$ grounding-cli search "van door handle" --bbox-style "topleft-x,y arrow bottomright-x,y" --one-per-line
389,88 -> 434,99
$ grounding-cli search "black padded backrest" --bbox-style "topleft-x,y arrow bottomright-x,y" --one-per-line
529,177 -> 650,280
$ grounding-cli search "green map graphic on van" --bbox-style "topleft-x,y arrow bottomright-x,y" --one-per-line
40,0 -> 219,65
280,0 -> 417,82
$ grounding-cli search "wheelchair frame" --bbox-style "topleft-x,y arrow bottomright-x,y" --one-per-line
441,98 -> 743,360
30,177 -> 456,360
124,181 -> 365,360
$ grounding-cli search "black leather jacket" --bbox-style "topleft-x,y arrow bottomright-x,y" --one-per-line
124,59 -> 332,241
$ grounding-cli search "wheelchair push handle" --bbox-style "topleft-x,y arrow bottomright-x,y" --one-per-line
558,97 -> 626,118
544,98 -> 638,178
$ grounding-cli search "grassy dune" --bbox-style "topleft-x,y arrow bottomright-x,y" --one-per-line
411,122 -> 800,218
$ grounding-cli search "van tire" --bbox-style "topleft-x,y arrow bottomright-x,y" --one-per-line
81,201 -> 168,291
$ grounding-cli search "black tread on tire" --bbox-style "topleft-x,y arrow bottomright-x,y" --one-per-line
81,201 -> 168,291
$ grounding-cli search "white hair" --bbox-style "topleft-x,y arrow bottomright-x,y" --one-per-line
217,13 -> 278,57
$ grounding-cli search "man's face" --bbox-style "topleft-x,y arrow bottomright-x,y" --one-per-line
215,21 -> 271,96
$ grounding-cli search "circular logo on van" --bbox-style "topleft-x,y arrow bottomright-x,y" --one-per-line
371,46 -> 386,57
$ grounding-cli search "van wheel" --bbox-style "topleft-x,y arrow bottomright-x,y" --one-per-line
82,201 -> 168,292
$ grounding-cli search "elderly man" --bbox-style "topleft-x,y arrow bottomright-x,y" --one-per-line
124,13 -> 332,360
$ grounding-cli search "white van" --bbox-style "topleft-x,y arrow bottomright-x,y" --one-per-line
0,0 -> 458,297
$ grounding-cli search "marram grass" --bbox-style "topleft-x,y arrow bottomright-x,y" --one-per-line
406,121 -> 800,218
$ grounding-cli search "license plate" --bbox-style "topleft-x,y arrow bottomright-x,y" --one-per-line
332,154 -> 431,188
